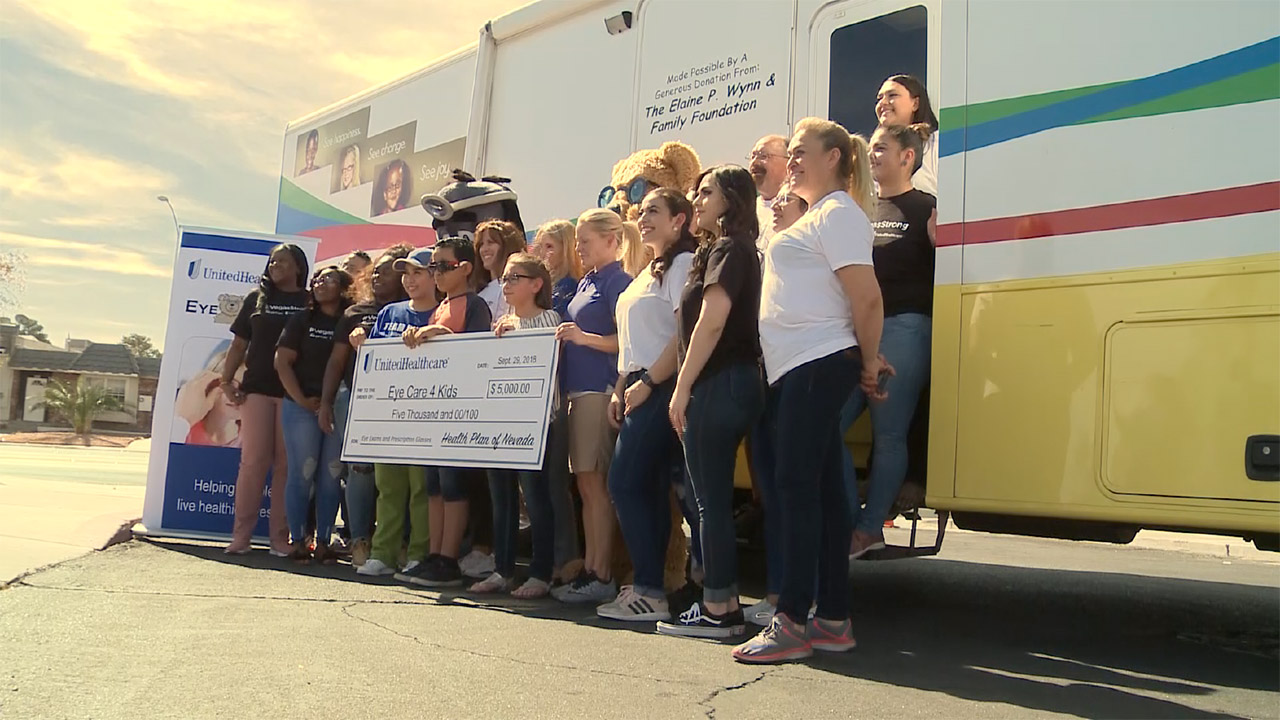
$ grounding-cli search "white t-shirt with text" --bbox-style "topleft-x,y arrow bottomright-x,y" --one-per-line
758,190 -> 874,385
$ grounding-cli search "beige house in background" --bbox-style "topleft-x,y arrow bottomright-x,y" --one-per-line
0,320 -> 160,433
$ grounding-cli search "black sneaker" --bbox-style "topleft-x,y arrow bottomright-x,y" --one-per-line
656,602 -> 747,639
394,554 -> 437,586
417,555 -> 464,588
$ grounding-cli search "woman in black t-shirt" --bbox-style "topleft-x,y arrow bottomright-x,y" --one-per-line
275,265 -> 354,564
222,244 -> 310,556
658,165 -> 764,640
317,244 -> 412,567
840,123 -> 937,559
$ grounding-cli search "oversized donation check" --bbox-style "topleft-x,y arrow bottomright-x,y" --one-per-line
342,329 -> 560,470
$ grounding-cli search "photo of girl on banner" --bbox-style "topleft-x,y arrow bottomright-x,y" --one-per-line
371,159 -> 412,217
173,338 -> 245,448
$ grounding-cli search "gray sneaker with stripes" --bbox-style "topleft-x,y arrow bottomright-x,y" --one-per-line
596,585 -> 671,621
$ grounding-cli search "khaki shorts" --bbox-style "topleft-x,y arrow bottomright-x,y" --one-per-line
567,392 -> 615,474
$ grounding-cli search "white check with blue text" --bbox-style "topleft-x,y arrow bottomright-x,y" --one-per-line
342,329 -> 560,470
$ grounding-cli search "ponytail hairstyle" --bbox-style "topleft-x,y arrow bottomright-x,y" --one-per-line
617,221 -> 650,278
304,265 -> 355,318
504,252 -> 553,310
256,243 -> 309,312
535,219 -> 582,282
689,164 -> 758,281
886,74 -> 939,131
877,123 -> 933,175
576,208 -> 625,268
642,187 -> 698,286
793,117 -> 876,218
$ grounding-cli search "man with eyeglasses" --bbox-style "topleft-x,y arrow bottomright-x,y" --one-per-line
746,135 -> 789,250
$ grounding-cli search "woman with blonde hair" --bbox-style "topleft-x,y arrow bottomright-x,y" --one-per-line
617,220 -> 652,278
553,208 -> 632,603
534,219 -> 583,319
733,117 -> 890,664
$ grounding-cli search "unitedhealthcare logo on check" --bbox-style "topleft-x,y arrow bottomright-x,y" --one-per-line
187,258 -> 257,284
364,353 -> 372,373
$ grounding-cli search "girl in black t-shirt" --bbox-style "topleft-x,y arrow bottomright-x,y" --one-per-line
222,243 -> 310,556
658,165 -> 765,640
275,265 -> 354,564
841,123 -> 937,559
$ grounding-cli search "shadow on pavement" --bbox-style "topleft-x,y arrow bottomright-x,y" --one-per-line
142,537 -> 1278,719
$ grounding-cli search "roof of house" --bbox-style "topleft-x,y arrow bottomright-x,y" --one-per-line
8,342 -> 162,377
7,347 -> 79,372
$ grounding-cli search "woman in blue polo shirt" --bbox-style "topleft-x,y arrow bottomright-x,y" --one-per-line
553,208 -> 632,604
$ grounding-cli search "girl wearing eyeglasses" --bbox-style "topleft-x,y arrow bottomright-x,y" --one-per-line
274,265 -> 354,564
469,253 -> 562,597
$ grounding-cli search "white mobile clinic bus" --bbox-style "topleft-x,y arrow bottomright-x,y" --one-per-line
277,1 -> 1280,551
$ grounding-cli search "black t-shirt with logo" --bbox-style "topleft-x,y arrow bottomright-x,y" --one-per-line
230,287 -> 308,397
677,233 -> 762,383
871,189 -> 936,317
334,301 -> 381,388
277,307 -> 343,398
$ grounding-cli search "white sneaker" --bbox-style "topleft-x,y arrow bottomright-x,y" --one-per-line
459,550 -> 496,579
356,558 -> 395,576
745,599 -> 776,627
558,573 -> 617,604
597,586 -> 670,621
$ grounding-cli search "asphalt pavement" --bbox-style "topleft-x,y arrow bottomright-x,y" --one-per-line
2,441 -> 1278,718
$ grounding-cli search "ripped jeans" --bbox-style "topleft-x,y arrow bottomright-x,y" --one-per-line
282,397 -> 344,544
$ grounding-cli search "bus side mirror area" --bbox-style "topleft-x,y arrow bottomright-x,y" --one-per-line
1245,435 -> 1279,482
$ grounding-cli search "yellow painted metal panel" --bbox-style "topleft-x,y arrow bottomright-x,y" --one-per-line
1102,313 -> 1280,503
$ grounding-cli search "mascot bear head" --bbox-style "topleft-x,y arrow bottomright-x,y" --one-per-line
598,141 -> 701,221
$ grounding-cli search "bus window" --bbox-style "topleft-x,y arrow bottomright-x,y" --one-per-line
828,5 -> 927,138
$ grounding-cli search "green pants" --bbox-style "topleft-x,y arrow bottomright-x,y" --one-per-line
371,464 -> 430,566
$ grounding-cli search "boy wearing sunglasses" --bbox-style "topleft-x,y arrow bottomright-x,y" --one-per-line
396,235 -> 494,587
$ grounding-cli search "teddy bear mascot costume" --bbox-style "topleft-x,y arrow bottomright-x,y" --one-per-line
598,141 -> 704,595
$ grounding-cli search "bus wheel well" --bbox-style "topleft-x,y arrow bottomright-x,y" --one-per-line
951,512 -> 1139,544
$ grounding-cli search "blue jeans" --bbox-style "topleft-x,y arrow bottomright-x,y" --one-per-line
839,313 -> 932,534
333,385 -> 376,540
608,373 -> 680,599
426,466 -> 467,501
486,423 -> 557,582
772,349 -> 858,624
281,397 -> 344,543
546,408 -> 579,572
750,406 -> 784,597
670,442 -> 702,571
683,363 -> 764,604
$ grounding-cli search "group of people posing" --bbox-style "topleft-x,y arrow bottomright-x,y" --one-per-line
216,75 -> 938,665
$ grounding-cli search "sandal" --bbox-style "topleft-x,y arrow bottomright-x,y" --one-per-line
288,542 -> 312,565
511,577 -> 551,599
469,572 -> 514,594
313,542 -> 339,565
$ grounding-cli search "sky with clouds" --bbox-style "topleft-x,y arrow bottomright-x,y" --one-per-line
0,0 -> 525,348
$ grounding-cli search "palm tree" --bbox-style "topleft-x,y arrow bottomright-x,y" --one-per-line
37,380 -> 126,437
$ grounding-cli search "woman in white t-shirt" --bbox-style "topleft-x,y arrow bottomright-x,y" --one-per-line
595,187 -> 696,623
733,117 -> 891,665
875,74 -> 939,195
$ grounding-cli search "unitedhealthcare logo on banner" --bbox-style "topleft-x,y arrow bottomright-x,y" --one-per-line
186,258 -> 258,285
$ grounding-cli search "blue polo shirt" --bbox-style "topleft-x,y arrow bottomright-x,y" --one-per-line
562,261 -> 631,394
